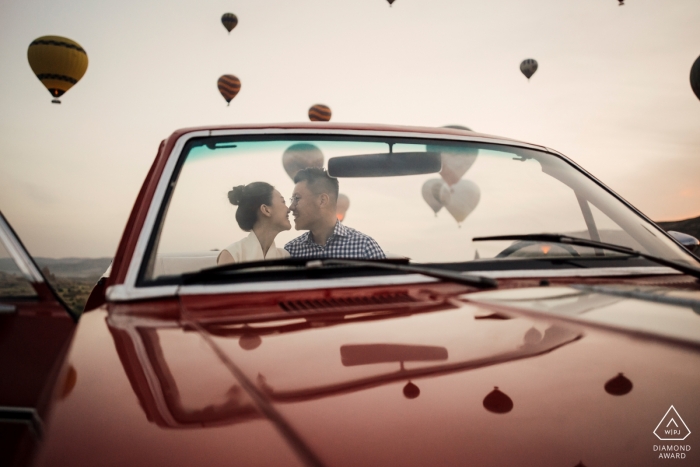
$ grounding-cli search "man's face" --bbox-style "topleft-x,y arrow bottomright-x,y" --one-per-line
289,181 -> 320,230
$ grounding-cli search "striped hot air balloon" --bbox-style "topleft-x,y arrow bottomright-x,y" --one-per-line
217,75 -> 241,106
308,104 -> 331,122
221,13 -> 238,33
27,36 -> 88,104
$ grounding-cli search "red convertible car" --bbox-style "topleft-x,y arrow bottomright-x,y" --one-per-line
2,123 -> 700,466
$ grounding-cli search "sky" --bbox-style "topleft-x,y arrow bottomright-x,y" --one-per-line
0,0 -> 699,258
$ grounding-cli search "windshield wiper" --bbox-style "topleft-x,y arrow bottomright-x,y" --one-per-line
182,257 -> 497,289
473,233 -> 700,280
313,259 -> 497,289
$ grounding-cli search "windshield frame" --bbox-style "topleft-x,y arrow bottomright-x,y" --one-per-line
105,127 -> 698,302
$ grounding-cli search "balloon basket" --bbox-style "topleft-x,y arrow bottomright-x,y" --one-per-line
51,99 -> 61,104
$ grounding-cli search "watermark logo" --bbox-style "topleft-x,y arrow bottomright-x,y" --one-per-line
654,405 -> 691,441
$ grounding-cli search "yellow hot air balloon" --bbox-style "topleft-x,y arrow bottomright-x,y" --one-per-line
27,36 -> 88,104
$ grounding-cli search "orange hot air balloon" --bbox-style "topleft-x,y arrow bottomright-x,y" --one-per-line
308,104 -> 332,122
217,75 -> 241,105
27,36 -> 88,104
282,143 -> 324,180
336,194 -> 350,221
221,13 -> 238,33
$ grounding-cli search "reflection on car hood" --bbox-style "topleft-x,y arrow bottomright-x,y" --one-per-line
466,285 -> 700,346
37,286 -> 700,467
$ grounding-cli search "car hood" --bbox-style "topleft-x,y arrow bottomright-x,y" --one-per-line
36,284 -> 700,466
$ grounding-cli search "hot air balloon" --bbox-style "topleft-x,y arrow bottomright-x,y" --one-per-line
403,382 -> 420,399
523,327 -> 543,345
434,145 -> 478,186
439,179 -> 481,226
618,0 -> 624,5
387,0 -> 396,6
520,59 -> 538,81
27,36 -> 88,104
282,143 -> 324,180
442,125 -> 472,131
421,179 -> 446,215
691,55 -> 700,102
604,373 -> 633,396
308,104 -> 332,122
217,75 -> 241,106
336,194 -> 350,221
221,13 -> 238,33
483,387 -> 513,414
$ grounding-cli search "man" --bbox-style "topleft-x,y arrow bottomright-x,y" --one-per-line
285,167 -> 385,259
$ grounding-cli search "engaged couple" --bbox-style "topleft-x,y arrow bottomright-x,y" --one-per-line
217,167 -> 385,265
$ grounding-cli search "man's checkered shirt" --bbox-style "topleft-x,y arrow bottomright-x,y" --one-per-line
284,222 -> 385,259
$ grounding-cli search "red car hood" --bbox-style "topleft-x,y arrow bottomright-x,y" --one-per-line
35,284 -> 700,466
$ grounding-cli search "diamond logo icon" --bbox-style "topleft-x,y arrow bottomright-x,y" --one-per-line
654,406 -> 691,441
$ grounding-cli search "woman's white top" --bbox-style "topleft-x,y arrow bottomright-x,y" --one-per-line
218,232 -> 290,264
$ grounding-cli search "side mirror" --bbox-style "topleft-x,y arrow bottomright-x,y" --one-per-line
668,231 -> 699,254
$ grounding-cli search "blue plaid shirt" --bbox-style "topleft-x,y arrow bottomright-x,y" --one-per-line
284,222 -> 386,259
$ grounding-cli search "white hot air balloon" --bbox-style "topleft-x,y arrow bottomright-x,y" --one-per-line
439,179 -> 481,226
336,193 -> 350,221
421,179 -> 446,215
427,143 -> 478,186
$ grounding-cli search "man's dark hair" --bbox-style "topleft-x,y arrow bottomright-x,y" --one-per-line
294,167 -> 339,202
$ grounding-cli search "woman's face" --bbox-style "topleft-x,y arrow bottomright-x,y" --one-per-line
267,189 -> 291,231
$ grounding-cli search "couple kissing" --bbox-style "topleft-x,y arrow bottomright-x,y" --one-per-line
217,168 -> 385,265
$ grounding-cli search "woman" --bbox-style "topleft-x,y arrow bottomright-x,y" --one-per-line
217,182 -> 291,265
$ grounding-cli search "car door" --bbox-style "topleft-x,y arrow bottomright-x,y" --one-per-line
0,211 -> 76,467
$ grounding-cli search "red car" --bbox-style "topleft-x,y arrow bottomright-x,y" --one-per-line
3,123 -> 700,466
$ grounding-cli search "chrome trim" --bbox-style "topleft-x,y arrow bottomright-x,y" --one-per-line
463,266 -> 681,279
571,284 -> 700,310
107,275 -> 437,302
106,285 -> 178,301
0,213 -> 44,283
122,130 -> 210,288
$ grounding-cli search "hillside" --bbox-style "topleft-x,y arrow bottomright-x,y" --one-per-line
656,215 -> 700,240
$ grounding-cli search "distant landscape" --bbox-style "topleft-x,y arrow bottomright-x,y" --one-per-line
0,257 -> 110,314
1,216 -> 698,314
656,215 -> 700,241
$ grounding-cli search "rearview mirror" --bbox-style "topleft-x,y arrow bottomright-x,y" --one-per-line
328,151 -> 442,177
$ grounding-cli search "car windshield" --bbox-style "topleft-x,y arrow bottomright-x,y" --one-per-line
141,134 -> 697,283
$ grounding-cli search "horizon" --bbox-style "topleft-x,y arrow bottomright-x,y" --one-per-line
1,0 -> 699,258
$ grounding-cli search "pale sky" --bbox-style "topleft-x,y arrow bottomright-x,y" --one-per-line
1,0 -> 699,258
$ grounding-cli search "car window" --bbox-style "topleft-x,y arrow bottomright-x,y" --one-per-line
141,136 -> 698,283
0,240 -> 37,298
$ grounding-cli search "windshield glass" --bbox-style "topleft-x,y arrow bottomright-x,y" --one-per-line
141,135 -> 697,283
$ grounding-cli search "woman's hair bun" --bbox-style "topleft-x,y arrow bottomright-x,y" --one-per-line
228,185 -> 245,205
